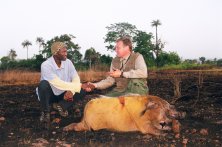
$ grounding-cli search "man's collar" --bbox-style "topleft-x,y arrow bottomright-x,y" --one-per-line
120,53 -> 131,61
51,56 -> 64,69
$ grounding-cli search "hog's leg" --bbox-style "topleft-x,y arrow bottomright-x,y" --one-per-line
141,124 -> 161,136
63,123 -> 77,131
63,121 -> 90,132
172,119 -> 180,134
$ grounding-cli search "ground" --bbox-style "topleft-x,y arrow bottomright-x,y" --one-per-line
0,72 -> 222,146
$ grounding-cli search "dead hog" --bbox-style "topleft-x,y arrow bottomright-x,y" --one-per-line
63,95 -> 180,136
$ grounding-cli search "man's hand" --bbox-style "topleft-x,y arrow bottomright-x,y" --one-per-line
108,69 -> 122,78
81,83 -> 96,92
64,91 -> 73,101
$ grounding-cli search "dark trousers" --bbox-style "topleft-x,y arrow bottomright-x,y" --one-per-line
38,80 -> 86,112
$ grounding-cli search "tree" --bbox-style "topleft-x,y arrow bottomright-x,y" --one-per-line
151,19 -> 161,50
100,54 -> 112,65
133,31 -> 155,66
0,56 -> 10,69
0,56 -> 10,64
36,37 -> 45,54
157,51 -> 181,67
199,57 -> 206,64
42,34 -> 80,60
104,22 -> 138,51
22,40 -> 32,59
84,47 -> 100,69
32,54 -> 46,70
8,49 -> 17,60
72,49 -> 82,63
217,59 -> 222,66
183,59 -> 198,64
151,19 -> 162,66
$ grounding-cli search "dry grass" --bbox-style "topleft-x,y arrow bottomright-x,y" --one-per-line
0,70 -> 108,85
78,70 -> 107,83
0,68 -> 221,85
0,70 -> 40,85
148,68 -> 222,79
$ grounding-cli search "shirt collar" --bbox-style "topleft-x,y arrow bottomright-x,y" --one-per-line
120,53 -> 131,62
51,56 -> 65,70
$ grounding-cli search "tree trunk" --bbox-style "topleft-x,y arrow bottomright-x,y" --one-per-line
27,47 -> 28,59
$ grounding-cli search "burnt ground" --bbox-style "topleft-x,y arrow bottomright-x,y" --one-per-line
0,74 -> 222,146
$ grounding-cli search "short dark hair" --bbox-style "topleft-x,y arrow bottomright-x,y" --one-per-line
116,36 -> 133,51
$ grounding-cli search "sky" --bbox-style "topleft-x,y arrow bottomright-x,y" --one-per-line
0,0 -> 221,60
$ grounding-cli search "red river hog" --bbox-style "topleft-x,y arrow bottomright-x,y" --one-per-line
63,95 -> 180,136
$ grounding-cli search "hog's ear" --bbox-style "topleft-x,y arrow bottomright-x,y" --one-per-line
146,101 -> 159,109
140,101 -> 159,117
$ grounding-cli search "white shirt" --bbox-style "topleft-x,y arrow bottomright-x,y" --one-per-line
40,56 -> 81,95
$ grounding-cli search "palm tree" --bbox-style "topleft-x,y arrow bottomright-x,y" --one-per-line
151,19 -> 161,47
151,19 -> 162,50
8,49 -> 17,60
151,20 -> 162,66
36,37 -> 45,54
22,40 -> 32,59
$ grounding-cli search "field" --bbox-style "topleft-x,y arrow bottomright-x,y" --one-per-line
0,69 -> 222,146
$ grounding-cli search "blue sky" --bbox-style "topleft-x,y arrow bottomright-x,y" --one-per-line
0,0 -> 221,60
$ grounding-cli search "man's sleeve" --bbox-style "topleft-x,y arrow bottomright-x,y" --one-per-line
94,76 -> 115,89
94,63 -> 115,89
123,54 -> 147,78
49,75 -> 81,94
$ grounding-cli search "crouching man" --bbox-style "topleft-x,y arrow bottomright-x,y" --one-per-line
36,42 -> 88,126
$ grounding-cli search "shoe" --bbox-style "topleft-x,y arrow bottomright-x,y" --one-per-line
40,111 -> 50,122
40,111 -> 51,129
53,103 -> 68,117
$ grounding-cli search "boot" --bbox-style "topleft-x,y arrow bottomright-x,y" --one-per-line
53,103 -> 68,117
40,111 -> 51,129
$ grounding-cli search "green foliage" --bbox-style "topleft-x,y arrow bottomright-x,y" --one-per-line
133,31 -> 155,67
32,54 -> 46,70
84,47 -> 101,69
156,63 -> 212,70
100,54 -> 113,65
0,54 -> 46,71
1,56 -> 10,64
0,56 -> 11,69
217,59 -> 222,66
199,57 -> 206,64
72,50 -> 82,63
183,59 -> 198,64
104,22 -> 138,50
157,51 -> 181,67
42,34 -> 81,61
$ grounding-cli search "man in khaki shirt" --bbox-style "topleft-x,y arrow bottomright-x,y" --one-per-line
87,36 -> 148,97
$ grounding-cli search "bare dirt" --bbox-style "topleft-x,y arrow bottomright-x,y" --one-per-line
0,72 -> 222,146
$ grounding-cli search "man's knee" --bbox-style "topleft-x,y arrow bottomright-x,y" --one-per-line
38,80 -> 51,92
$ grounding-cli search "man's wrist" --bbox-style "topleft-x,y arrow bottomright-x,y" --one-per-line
120,72 -> 124,78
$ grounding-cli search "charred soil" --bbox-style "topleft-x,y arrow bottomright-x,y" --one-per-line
0,73 -> 221,146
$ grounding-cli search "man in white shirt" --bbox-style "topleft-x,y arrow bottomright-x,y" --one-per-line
37,42 -> 88,126
87,36 -> 149,97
